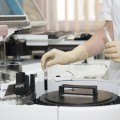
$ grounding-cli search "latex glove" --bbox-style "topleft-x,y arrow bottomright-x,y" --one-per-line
41,45 -> 88,69
104,41 -> 120,62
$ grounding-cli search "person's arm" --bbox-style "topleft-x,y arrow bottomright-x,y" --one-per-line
41,21 -> 113,69
84,21 -> 113,57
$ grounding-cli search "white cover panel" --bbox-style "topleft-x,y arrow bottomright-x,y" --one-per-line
0,105 -> 58,120
59,104 -> 120,120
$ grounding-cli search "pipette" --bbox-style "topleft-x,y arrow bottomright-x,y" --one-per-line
104,26 -> 112,42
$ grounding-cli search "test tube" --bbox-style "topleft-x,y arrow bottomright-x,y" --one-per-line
44,68 -> 48,93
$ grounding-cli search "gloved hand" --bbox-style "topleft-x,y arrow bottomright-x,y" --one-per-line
41,45 -> 88,69
104,41 -> 120,62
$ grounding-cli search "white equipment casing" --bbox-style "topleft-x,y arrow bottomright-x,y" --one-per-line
0,61 -> 120,120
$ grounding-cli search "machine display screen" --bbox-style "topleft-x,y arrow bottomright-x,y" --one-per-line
0,0 -> 23,15
0,0 -> 47,27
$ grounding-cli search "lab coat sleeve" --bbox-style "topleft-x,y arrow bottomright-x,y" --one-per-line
100,0 -> 112,21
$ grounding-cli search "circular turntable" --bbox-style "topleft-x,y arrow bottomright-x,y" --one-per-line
37,84 -> 119,106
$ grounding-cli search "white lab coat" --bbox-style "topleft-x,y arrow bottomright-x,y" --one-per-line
101,0 -> 120,81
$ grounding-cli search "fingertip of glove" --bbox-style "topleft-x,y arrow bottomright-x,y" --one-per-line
41,64 -> 45,70
47,61 -> 55,68
41,60 -> 45,70
105,41 -> 116,47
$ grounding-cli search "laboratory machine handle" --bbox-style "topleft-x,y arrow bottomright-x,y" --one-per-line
59,84 -> 98,100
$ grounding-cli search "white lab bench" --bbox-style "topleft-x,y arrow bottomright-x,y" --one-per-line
17,34 -> 85,52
